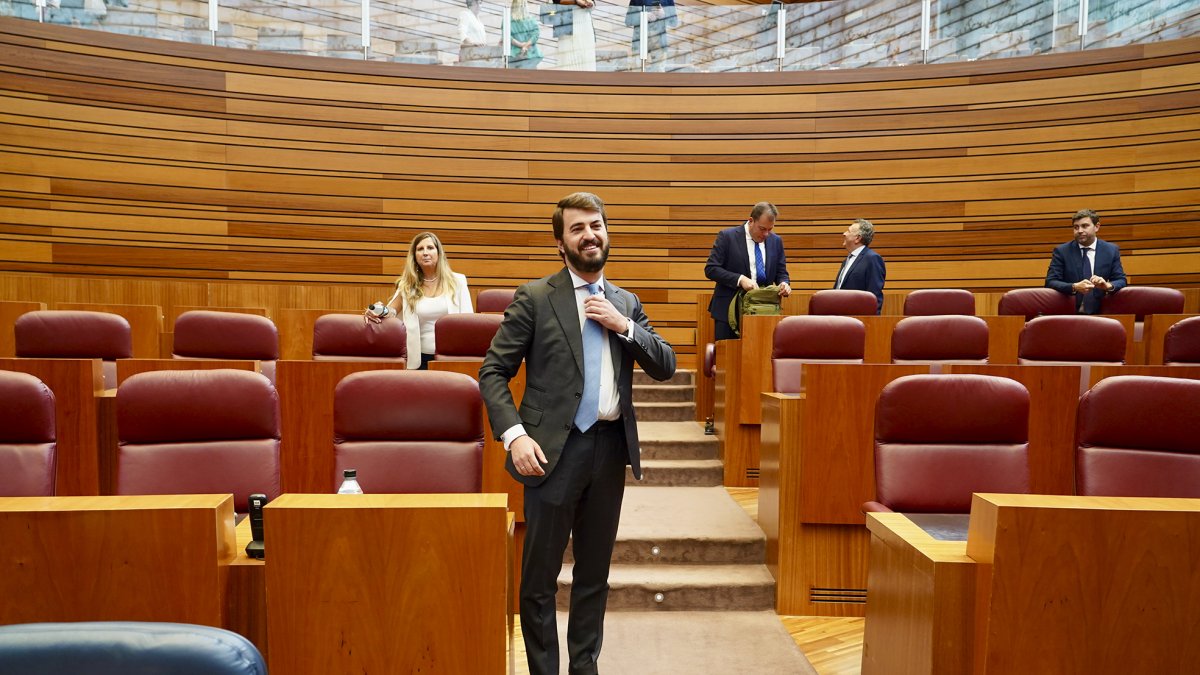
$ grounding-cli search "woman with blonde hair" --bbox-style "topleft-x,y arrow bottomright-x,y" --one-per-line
365,232 -> 472,370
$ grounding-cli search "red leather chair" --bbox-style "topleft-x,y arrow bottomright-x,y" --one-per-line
312,314 -> 406,362
1076,376 -> 1200,497
902,289 -> 976,316
14,310 -> 132,388
1017,315 -> 1126,365
173,310 -> 280,383
333,370 -> 484,493
1164,316 -> 1200,365
476,289 -> 516,313
0,371 -> 56,496
1101,286 -> 1185,341
864,374 -> 1031,513
433,313 -> 502,361
891,315 -> 989,364
997,288 -> 1075,320
772,316 -> 866,393
808,290 -> 878,316
116,369 -> 280,512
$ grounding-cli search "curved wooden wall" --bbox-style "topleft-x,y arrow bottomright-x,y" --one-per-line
1,18 -> 1198,362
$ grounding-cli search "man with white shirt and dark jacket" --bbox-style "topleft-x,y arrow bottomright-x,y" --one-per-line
1045,209 -> 1126,314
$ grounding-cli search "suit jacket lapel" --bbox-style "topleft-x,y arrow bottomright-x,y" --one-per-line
548,268 -> 585,376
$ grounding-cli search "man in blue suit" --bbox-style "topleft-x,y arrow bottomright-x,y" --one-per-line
704,202 -> 791,340
834,218 -> 886,314
1045,209 -> 1126,314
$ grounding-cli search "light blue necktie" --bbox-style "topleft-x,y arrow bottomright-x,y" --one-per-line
573,283 -> 604,432
754,242 -> 768,286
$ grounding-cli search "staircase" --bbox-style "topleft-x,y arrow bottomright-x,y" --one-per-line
558,369 -> 775,612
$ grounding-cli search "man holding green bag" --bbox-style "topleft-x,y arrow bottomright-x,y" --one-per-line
704,201 -> 791,340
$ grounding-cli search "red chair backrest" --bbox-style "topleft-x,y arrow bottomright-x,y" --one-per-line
997,288 -> 1075,320
476,289 -> 516,313
0,371 -> 57,496
808,290 -> 877,316
116,369 -> 280,512
312,314 -> 406,361
434,314 -> 502,361
1017,315 -> 1126,364
1075,375 -> 1200,497
1164,316 -> 1200,365
173,310 -> 279,360
903,289 -> 976,316
334,370 -> 484,494
1100,286 -> 1184,321
873,374 -> 1030,513
891,315 -> 989,363
15,310 -> 132,359
771,316 -> 865,393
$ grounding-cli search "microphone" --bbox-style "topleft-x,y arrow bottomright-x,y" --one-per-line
367,302 -> 392,318
245,493 -> 267,560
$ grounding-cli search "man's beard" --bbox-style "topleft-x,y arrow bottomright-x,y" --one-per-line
565,239 -> 610,273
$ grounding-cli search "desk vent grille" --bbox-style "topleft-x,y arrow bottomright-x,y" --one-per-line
811,587 -> 867,604
745,467 -> 760,480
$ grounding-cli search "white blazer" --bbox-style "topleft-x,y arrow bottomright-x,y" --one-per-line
400,272 -> 472,370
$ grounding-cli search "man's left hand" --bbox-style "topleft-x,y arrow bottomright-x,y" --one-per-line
777,282 -> 791,297
1089,275 -> 1112,291
584,294 -> 628,333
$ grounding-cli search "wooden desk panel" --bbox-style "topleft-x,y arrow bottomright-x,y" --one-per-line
275,360 -> 407,493
277,308 -> 359,360
0,300 -> 44,357
1144,314 -> 1197,364
0,494 -> 236,626
228,517 -> 267,661
430,359 -> 526,522
57,302 -> 163,359
980,315 -> 1024,365
861,513 -> 974,675
265,494 -> 509,675
0,358 -> 103,495
968,494 -> 1200,675
861,316 -> 905,364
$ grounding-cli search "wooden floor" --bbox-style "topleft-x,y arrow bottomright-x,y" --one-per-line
507,488 -> 864,674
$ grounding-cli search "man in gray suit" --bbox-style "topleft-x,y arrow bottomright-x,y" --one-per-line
480,192 -> 676,675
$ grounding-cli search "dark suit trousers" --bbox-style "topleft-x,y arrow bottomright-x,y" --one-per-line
522,420 -> 627,675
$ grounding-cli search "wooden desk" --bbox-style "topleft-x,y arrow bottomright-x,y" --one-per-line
0,300 -> 44,357
714,314 -> 789,486
57,302 -> 163,359
264,493 -> 510,675
275,360 -> 407,493
0,358 -> 104,495
863,494 -> 1200,675
0,494 -> 236,626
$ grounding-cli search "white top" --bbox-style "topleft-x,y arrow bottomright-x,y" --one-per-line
836,244 -> 866,289
415,295 -> 450,355
742,221 -> 767,288
458,9 -> 487,46
393,272 -> 472,370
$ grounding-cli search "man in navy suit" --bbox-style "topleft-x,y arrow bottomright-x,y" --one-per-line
1045,209 -> 1126,314
834,218 -> 886,314
704,202 -> 791,340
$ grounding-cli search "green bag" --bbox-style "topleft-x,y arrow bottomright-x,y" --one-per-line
728,285 -> 781,337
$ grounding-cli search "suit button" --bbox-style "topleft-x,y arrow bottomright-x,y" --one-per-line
575,392 -> 582,399
563,424 -> 571,431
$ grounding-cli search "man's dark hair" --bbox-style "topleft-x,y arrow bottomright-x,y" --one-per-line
552,192 -> 607,241
1072,209 -> 1100,225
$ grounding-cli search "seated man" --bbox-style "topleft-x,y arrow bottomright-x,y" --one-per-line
1044,209 -> 1126,314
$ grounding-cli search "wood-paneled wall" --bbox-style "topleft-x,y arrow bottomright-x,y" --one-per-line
2,19 -> 1198,362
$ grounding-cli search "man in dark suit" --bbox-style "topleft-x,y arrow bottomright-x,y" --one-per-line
704,201 -> 791,340
479,192 -> 676,675
1045,208 -> 1126,314
833,217 -> 886,314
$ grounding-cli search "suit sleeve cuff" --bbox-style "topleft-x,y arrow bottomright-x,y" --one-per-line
500,424 -> 527,451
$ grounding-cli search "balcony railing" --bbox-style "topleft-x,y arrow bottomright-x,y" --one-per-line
5,0 -> 1198,72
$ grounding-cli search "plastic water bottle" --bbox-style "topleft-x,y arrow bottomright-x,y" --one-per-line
337,469 -> 363,494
